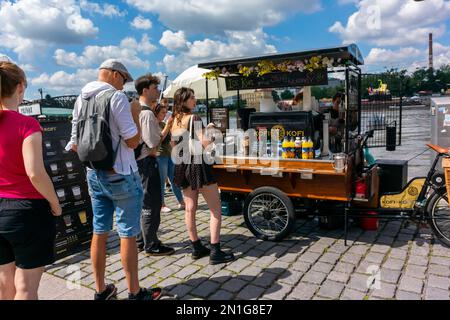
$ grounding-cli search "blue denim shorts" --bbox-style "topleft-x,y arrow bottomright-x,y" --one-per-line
86,170 -> 143,238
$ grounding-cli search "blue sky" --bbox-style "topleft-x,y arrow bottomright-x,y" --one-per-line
0,0 -> 449,100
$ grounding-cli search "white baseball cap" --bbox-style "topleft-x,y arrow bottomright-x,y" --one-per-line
99,59 -> 133,83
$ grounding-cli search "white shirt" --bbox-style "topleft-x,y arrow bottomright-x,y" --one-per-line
67,81 -> 138,175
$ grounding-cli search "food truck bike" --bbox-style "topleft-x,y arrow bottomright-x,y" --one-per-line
197,44 -> 450,247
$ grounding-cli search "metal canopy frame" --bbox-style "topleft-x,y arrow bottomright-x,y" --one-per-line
198,44 -> 364,71
199,45 -> 364,148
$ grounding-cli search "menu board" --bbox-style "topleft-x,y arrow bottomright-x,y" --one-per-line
40,118 -> 93,260
209,107 -> 229,133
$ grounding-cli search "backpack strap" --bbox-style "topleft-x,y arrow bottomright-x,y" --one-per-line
101,90 -> 122,168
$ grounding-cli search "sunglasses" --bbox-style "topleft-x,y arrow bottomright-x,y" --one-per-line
115,71 -> 127,85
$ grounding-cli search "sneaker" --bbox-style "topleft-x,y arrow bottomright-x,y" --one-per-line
161,206 -> 172,213
128,287 -> 162,300
145,244 -> 175,256
177,203 -> 185,210
94,283 -> 118,300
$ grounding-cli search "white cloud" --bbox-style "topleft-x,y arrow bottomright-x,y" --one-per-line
0,0 -> 98,60
162,28 -> 277,73
126,0 -> 321,34
159,30 -> 189,51
0,53 -> 34,72
130,15 -> 152,30
19,64 -> 36,72
364,42 -> 450,73
365,47 -> 422,65
80,0 -> 127,17
120,34 -> 157,55
0,34 -> 42,61
55,34 -> 156,69
431,42 -> 450,69
330,0 -> 450,46
31,68 -> 98,94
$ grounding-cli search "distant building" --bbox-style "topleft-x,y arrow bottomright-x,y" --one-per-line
240,90 -> 275,111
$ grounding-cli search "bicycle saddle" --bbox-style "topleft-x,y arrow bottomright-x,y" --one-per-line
427,144 -> 450,154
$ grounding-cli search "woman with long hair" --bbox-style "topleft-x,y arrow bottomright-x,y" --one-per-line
0,61 -> 61,300
170,87 -> 234,265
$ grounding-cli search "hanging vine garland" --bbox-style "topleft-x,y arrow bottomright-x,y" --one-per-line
202,55 -> 342,79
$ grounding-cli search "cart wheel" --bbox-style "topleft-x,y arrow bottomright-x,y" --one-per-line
243,187 -> 295,241
426,189 -> 450,247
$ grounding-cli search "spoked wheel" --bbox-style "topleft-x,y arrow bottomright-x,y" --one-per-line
243,187 -> 295,241
426,189 -> 450,247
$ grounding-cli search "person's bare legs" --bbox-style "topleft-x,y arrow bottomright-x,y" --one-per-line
120,237 -> 140,295
14,267 -> 44,300
91,233 -> 108,293
200,184 -> 222,244
183,187 -> 199,241
0,262 -> 16,300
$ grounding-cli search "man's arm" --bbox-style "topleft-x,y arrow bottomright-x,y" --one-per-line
125,100 -> 141,149
67,96 -> 82,152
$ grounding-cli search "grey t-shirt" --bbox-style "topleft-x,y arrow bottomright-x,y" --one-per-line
137,106 -> 161,160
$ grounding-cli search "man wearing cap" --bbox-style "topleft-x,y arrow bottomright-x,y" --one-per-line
68,59 -> 163,300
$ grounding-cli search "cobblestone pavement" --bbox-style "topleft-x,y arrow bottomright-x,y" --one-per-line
44,107 -> 450,300
45,204 -> 450,300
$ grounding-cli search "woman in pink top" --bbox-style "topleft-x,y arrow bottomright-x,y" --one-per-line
0,61 -> 61,300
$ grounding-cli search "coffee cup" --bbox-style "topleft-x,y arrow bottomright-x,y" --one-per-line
72,186 -> 81,200
50,163 -> 58,174
56,189 -> 66,202
65,161 -> 73,172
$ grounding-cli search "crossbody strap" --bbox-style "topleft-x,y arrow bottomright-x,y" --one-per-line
189,114 -> 194,140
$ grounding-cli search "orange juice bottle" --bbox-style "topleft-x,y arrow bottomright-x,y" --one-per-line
288,137 -> 295,158
282,137 -> 289,159
308,138 -> 314,159
301,137 -> 308,159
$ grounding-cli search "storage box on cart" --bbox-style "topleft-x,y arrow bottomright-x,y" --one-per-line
442,158 -> 450,196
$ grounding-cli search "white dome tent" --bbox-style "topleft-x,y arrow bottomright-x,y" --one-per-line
163,65 -> 253,100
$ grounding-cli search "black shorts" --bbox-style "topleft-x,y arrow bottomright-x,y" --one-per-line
0,198 -> 56,269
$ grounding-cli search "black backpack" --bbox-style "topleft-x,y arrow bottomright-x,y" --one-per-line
76,89 -> 120,170
134,105 -> 152,159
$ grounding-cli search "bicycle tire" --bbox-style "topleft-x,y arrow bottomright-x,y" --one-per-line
243,187 -> 295,241
426,189 -> 450,247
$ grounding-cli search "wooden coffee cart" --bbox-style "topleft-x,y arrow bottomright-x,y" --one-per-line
198,45 -> 380,242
